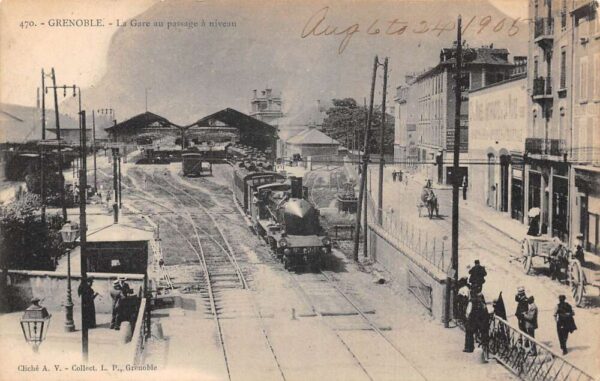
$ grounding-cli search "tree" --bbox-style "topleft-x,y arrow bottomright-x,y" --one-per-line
322,98 -> 394,155
0,192 -> 64,271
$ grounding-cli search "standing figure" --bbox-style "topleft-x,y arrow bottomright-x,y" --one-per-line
456,277 -> 470,324
462,176 -> 468,200
468,260 -> 487,294
523,296 -> 538,355
110,279 -> 122,329
574,234 -> 586,266
464,292 -> 488,354
515,287 -> 529,332
554,295 -> 577,355
78,277 -> 98,329
392,171 -> 397,182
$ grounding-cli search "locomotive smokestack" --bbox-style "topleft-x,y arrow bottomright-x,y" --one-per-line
290,177 -> 303,199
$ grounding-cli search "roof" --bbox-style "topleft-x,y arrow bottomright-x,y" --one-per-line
417,46 -> 513,81
286,127 -> 339,145
195,108 -> 276,131
195,108 -> 277,151
0,103 -> 79,143
105,111 -> 173,132
83,223 -> 154,243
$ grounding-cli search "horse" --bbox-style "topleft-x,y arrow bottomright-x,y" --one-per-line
424,189 -> 439,219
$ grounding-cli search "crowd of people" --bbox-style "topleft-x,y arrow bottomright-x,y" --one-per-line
457,260 -> 578,359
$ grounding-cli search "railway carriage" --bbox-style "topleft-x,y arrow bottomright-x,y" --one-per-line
182,152 -> 210,176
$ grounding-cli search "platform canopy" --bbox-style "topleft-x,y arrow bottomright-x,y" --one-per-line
82,224 -> 154,243
194,108 -> 277,152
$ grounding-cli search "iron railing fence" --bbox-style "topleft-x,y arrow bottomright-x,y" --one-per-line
366,191 -> 448,273
488,316 -> 595,381
131,297 -> 150,365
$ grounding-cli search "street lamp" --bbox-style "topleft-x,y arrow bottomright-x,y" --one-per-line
59,221 -> 79,332
20,298 -> 52,353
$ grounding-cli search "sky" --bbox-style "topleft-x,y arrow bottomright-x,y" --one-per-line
0,0 -> 528,125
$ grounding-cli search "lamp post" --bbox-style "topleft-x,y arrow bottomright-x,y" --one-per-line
20,298 -> 51,353
59,221 -> 79,332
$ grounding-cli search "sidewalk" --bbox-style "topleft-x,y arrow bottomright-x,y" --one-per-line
367,165 -> 600,376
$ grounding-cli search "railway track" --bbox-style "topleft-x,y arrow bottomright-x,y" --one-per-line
125,168 -> 286,380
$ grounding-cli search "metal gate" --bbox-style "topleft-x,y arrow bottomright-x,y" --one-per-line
407,270 -> 433,314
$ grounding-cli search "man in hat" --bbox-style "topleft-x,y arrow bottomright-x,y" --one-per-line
523,296 -> 538,355
468,260 -> 487,294
515,287 -> 529,333
574,234 -> 586,266
109,279 -> 122,330
554,295 -> 576,355
78,277 -> 98,329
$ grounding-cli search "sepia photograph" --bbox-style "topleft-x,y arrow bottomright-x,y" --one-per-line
0,0 -> 598,380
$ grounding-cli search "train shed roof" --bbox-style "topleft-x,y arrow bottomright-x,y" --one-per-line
105,111 -> 173,132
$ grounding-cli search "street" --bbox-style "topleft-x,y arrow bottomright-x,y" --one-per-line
368,166 -> 600,375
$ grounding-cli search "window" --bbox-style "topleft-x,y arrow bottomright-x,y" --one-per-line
580,57 -> 589,101
560,47 -> 567,89
534,56 -> 539,79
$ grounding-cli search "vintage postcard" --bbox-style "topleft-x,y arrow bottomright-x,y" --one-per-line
0,0 -> 598,380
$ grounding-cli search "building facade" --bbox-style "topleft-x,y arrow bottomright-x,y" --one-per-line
394,76 -> 419,167
468,74 -> 528,221
398,45 -> 515,184
570,1 -> 600,254
250,88 -> 284,124
526,0 -> 599,250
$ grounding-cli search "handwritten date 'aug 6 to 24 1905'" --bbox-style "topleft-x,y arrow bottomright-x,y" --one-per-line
301,6 -> 530,54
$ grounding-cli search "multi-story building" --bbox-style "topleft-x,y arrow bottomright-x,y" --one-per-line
570,1 -> 600,253
525,0 -> 599,249
407,44 -> 514,184
468,60 -> 528,222
249,88 -> 284,125
394,74 -> 419,167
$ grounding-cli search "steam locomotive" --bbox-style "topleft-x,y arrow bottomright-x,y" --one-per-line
233,166 -> 331,271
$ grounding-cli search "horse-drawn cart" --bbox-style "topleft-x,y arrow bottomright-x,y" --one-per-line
521,235 -> 598,307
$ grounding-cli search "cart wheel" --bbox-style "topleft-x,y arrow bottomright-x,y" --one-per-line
569,259 -> 585,307
521,239 -> 533,275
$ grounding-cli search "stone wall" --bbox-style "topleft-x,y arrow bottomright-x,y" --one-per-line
3,270 -> 145,314
368,224 -> 449,322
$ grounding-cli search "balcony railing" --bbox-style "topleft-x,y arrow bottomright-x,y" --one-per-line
533,76 -> 552,98
525,138 -> 566,156
534,17 -> 554,39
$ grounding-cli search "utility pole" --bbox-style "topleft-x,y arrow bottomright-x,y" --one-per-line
118,154 -> 122,208
92,110 -> 97,190
354,56 -> 379,262
51,68 -> 67,221
112,148 -> 119,208
446,15 -> 463,328
78,110 -> 89,361
40,70 -> 46,223
377,57 -> 389,225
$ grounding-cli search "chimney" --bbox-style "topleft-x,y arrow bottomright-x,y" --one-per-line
290,177 -> 303,198
266,88 -> 272,98
253,89 -> 257,98
317,99 -> 321,111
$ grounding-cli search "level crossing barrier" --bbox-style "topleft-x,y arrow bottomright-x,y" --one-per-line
487,316 -> 595,381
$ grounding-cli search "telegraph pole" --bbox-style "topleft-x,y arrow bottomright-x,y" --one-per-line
92,110 -> 97,190
354,56 -> 379,262
79,110 -> 89,361
377,57 -> 389,225
51,68 -> 67,221
40,70 -> 46,223
446,15 -> 463,328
